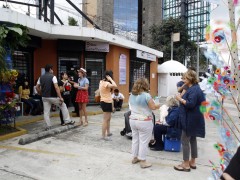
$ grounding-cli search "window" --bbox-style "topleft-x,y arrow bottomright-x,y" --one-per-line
12,50 -> 33,91
129,59 -> 150,91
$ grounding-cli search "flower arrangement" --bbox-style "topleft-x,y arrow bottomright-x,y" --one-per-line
0,69 -> 18,124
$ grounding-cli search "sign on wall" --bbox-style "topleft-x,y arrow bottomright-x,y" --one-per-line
119,54 -> 126,85
85,41 -> 109,52
136,50 -> 156,61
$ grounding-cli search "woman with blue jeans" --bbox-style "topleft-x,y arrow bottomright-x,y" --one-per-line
129,78 -> 160,168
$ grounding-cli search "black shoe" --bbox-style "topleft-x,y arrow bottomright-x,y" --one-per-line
150,146 -> 164,151
148,140 -> 156,148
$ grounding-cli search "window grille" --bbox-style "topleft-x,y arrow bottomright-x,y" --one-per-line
129,59 -> 150,91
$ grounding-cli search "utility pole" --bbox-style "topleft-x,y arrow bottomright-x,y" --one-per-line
196,31 -> 199,78
171,32 -> 173,60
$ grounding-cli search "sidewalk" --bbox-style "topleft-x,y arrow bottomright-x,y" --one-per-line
0,96 -> 239,179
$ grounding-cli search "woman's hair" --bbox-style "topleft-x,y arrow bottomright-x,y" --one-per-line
166,95 -> 179,107
131,78 -> 149,95
185,70 -> 198,84
22,79 -> 29,89
60,72 -> 67,79
103,70 -> 113,81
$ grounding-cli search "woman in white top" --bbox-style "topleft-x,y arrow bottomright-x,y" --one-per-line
129,78 -> 160,168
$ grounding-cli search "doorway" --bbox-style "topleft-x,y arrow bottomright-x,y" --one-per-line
85,57 -> 105,103
58,57 -> 80,80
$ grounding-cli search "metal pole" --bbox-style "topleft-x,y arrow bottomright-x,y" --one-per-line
43,0 -> 48,22
50,0 -> 54,24
0,0 -> 38,7
197,31 -> 199,78
171,32 -> 173,60
38,0 -> 42,20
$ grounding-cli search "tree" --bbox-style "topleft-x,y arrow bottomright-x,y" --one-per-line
0,24 -> 30,72
149,17 -> 197,65
68,16 -> 78,26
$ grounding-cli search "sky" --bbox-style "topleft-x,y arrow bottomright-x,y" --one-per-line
0,0 -> 84,25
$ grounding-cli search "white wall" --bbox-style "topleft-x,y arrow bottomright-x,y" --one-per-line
158,73 -> 168,97
168,75 -> 182,96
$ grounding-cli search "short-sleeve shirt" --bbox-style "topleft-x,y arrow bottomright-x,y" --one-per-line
99,80 -> 112,103
129,92 -> 153,121
78,77 -> 89,89
58,80 -> 71,96
112,93 -> 124,99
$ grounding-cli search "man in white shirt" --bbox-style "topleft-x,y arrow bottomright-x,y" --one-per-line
36,64 -> 75,130
112,89 -> 124,111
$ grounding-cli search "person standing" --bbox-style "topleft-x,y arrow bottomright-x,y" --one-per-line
129,78 -> 160,168
69,66 -> 80,116
36,64 -> 75,130
74,68 -> 89,126
99,70 -> 117,141
174,70 -> 205,172
58,72 -> 72,126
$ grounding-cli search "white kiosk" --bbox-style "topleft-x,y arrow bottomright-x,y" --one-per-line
157,60 -> 187,97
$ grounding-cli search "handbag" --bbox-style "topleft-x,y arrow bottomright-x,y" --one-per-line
95,89 -> 100,103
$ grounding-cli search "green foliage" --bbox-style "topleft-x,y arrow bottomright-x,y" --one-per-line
68,16 -> 78,26
149,17 -> 197,64
0,24 -> 30,72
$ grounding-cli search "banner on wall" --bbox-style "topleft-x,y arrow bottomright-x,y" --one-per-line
85,41 -> 109,52
119,54 -> 126,85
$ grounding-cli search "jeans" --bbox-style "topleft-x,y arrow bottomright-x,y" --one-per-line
113,99 -> 123,109
42,97 -> 71,127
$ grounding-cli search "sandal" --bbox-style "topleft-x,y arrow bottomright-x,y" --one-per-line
174,164 -> 191,172
78,121 -> 83,126
190,164 -> 197,169
83,122 -> 88,127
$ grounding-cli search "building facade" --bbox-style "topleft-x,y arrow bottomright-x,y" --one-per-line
1,8 -> 162,104
82,0 -> 163,46
163,0 -> 210,42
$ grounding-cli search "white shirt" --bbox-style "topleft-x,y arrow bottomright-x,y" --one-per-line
112,93 -> 124,99
37,76 -> 58,85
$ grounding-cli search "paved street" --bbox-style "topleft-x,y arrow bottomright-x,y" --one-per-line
0,96 -> 238,180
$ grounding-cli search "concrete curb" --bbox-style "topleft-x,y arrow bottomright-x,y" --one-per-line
18,124 -> 78,145
0,127 -> 27,141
